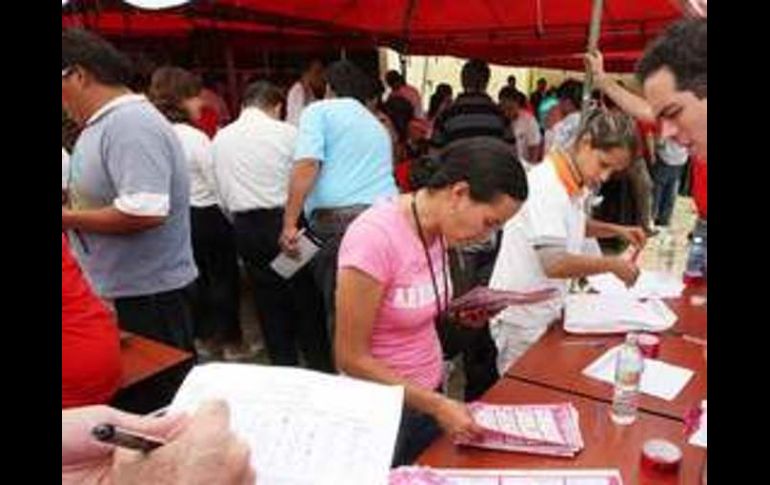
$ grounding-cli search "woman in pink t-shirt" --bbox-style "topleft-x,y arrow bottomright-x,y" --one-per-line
336,137 -> 529,465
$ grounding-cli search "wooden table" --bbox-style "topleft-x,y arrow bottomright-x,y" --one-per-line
505,325 -> 706,422
418,379 -> 706,485
119,333 -> 194,389
666,284 -> 707,340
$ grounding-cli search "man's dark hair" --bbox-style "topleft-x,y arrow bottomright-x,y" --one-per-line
557,79 -> 584,110
242,81 -> 285,109
148,66 -> 202,124
461,59 -> 491,93
384,70 -> 405,89
326,60 -> 370,102
62,28 -> 132,86
305,58 -> 324,73
636,18 -> 707,98
507,75 -> 517,86
411,137 -> 528,203
382,96 -> 415,143
537,78 -> 547,86
499,86 -> 527,108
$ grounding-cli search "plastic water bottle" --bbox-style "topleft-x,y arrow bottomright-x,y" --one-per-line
684,235 -> 707,284
657,230 -> 677,272
611,333 -> 645,425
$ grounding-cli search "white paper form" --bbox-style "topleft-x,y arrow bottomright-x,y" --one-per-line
169,363 -> 404,485
587,270 -> 685,299
689,400 -> 707,448
389,468 -> 623,485
582,346 -> 694,401
270,232 -> 321,279
564,294 -> 677,334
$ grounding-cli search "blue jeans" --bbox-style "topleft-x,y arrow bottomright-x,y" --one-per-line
651,162 -> 685,226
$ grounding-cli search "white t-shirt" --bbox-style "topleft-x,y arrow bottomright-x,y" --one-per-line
489,155 -> 589,325
62,147 -> 70,190
286,81 -> 316,126
173,123 -> 219,208
212,107 -> 298,212
512,111 -> 543,164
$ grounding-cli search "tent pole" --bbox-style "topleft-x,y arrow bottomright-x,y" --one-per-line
224,40 -> 238,118
580,0 -> 604,126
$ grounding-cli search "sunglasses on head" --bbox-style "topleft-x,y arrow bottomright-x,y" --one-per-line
62,66 -> 75,79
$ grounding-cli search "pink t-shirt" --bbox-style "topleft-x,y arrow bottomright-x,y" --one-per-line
338,199 -> 447,390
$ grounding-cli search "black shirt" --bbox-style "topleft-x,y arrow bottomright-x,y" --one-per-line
429,92 -> 516,149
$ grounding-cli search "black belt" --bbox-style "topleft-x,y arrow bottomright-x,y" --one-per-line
310,205 -> 368,224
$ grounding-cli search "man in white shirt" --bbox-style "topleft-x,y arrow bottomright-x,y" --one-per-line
499,87 -> 543,167
212,81 -> 332,372
285,59 -> 325,126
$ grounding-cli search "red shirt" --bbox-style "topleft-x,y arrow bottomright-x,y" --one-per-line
691,156 -> 707,219
62,235 -> 122,408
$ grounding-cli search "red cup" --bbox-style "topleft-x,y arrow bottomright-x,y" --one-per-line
641,438 -> 682,475
637,333 -> 660,359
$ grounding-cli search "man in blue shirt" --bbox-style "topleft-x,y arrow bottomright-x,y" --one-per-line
280,60 -> 397,334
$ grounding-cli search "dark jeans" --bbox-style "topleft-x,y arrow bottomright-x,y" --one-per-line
114,285 -> 196,353
651,162 -> 685,226
234,208 -> 332,372
440,245 -> 500,402
392,402 -> 442,466
308,205 -> 369,338
190,205 -> 242,345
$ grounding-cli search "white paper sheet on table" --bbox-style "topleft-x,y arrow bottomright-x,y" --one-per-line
564,294 -> 677,334
388,467 -> 623,485
689,400 -> 707,448
169,363 -> 403,485
582,345 -> 695,401
587,270 -> 685,299
270,232 -> 321,279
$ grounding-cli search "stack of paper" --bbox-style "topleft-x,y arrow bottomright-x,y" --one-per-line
582,346 -> 695,401
689,400 -> 707,448
169,363 -> 403,485
564,293 -> 678,334
270,232 -> 321,279
587,271 -> 685,299
449,286 -> 559,316
389,467 -> 623,485
455,402 -> 584,457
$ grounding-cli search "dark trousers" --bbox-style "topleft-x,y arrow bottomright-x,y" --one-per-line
233,208 -> 332,372
308,205 -> 368,338
651,162 -> 685,226
440,245 -> 500,402
190,205 -> 242,345
392,401 -> 442,466
114,285 -> 196,353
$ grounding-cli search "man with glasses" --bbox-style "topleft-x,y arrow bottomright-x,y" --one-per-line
61,29 -> 198,352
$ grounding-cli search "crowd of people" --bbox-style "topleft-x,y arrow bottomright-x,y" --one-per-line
62,14 -> 707,485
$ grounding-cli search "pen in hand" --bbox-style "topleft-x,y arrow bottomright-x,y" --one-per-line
92,423 -> 166,453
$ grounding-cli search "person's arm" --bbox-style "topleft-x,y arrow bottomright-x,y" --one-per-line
279,159 -> 319,254
62,207 -> 164,234
646,131 -> 658,165
537,246 -> 639,285
585,51 -> 656,123
586,218 -> 647,247
285,84 -> 304,126
335,267 -> 482,441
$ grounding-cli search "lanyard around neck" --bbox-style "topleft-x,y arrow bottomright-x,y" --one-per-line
410,193 -> 449,320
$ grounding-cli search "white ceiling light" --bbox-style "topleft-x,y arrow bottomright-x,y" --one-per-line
123,0 -> 191,10
62,0 -> 69,6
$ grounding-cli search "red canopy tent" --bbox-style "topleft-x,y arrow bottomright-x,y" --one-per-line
64,0 -> 682,71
